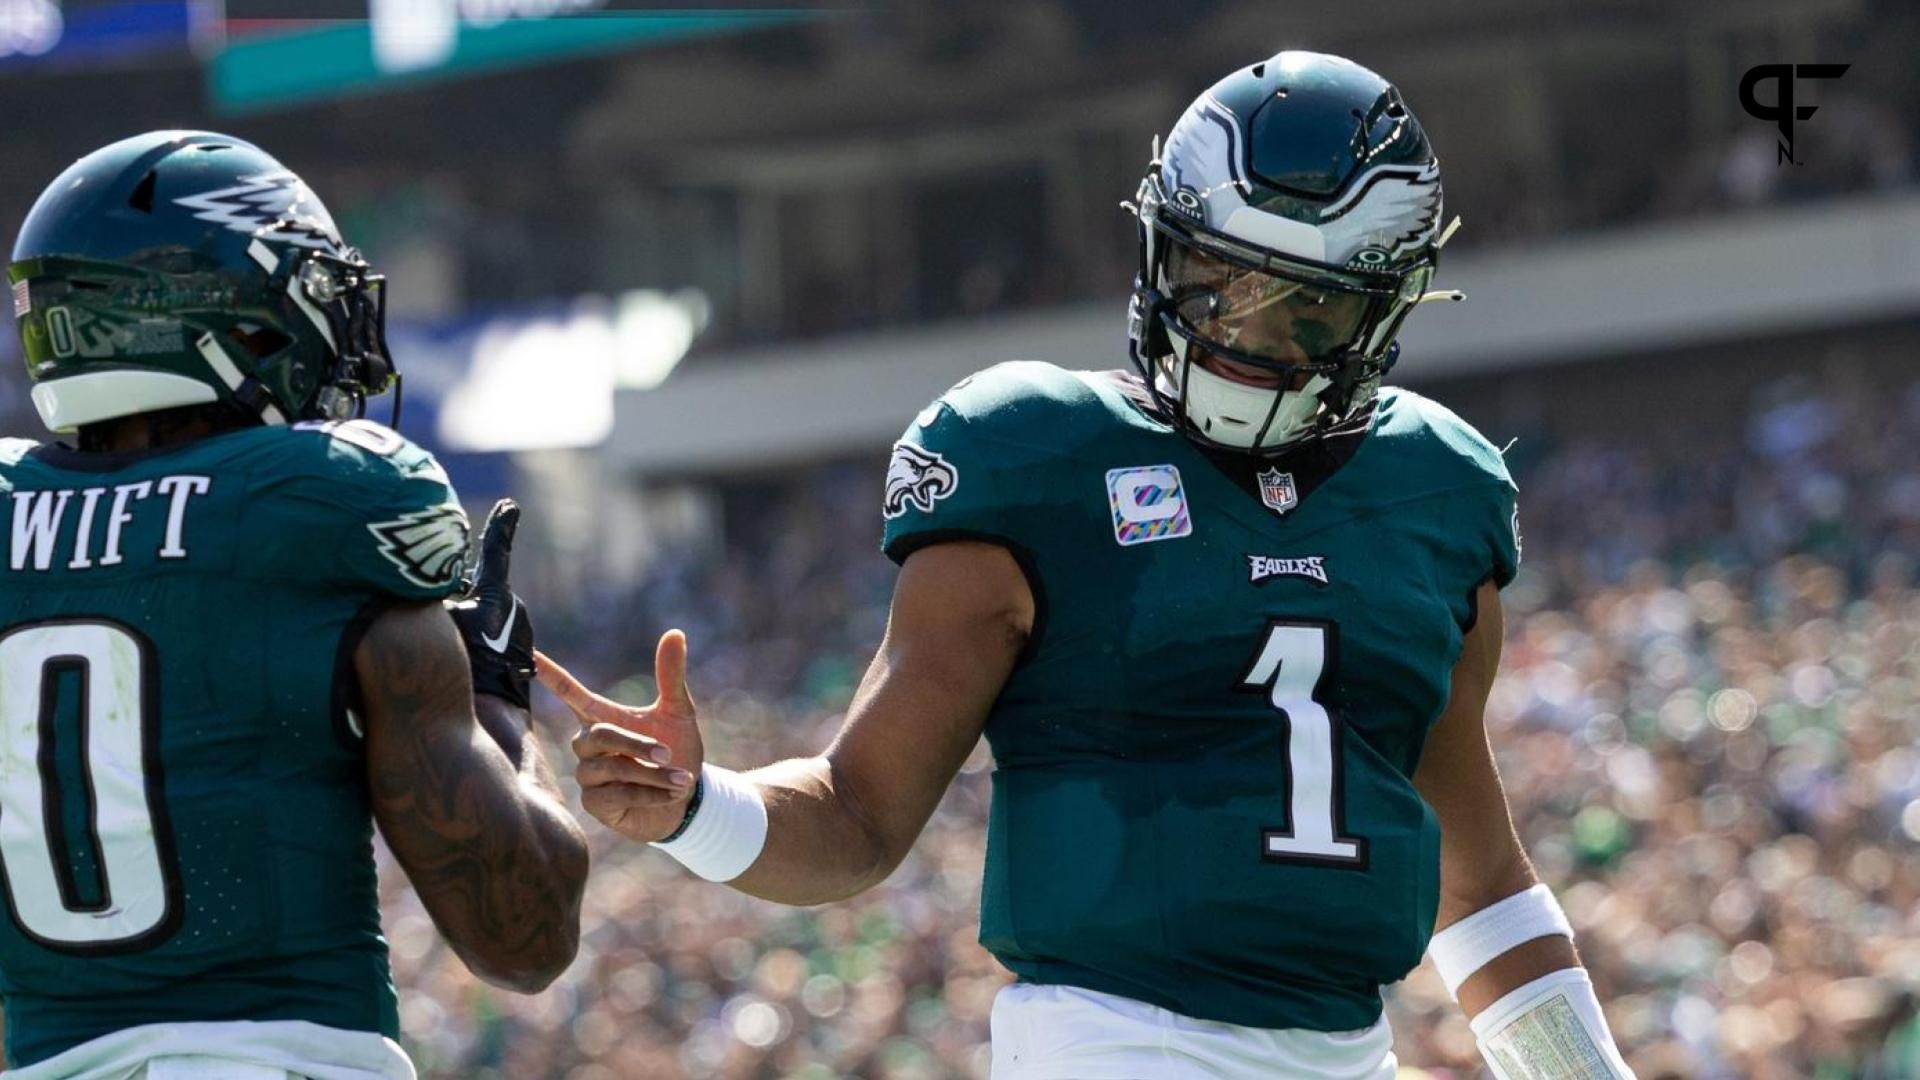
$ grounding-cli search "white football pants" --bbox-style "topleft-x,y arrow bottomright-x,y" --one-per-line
991,982 -> 1398,1080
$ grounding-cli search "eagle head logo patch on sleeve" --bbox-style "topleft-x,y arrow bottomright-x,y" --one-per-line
883,442 -> 960,520
368,504 -> 469,589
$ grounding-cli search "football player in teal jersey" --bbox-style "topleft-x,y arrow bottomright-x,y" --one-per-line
549,53 -> 1634,1078
0,132 -> 589,1079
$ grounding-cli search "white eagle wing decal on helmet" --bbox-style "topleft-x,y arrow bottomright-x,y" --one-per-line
1160,97 -> 1251,215
173,171 -> 346,253
883,442 -> 960,520
1316,161 -> 1443,265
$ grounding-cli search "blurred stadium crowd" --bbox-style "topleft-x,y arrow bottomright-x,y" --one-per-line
373,327 -> 1920,1080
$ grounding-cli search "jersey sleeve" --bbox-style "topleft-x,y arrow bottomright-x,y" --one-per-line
881,393 -> 1036,565
1450,436 -> 1520,591
1401,389 -> 1522,591
1486,480 -> 1521,589
262,420 -> 471,600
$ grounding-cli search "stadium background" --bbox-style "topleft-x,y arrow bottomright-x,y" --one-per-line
4,0 -> 1920,1076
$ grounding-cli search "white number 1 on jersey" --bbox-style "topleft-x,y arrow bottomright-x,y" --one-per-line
1239,621 -> 1368,867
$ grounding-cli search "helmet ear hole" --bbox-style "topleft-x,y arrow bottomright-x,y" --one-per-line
228,325 -> 292,359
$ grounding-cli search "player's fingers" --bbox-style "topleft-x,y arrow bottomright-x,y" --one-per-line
534,651 -> 622,721
654,629 -> 696,713
571,723 -> 668,764
581,783 -> 685,823
576,754 -> 689,790
471,499 -> 520,593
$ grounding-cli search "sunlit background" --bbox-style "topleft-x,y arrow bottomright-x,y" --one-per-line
3,1 -> 1920,1077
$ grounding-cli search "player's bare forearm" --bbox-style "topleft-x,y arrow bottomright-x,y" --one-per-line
1434,817 -> 1581,1016
723,543 -> 1026,904
1415,580 -> 1588,1017
557,542 -> 1027,903
476,693 -> 567,793
359,602 -> 589,994
474,693 -> 582,899
723,755 -> 894,904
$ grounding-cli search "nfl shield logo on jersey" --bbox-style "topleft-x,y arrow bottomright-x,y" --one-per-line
1257,468 -> 1298,516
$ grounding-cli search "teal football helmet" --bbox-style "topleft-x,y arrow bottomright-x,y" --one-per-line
1128,51 -> 1463,455
7,130 -> 396,435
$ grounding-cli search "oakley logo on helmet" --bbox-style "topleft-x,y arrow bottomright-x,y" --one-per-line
173,171 -> 345,252
1739,64 -> 1849,166
883,442 -> 959,519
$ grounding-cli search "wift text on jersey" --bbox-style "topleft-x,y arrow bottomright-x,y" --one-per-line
6,475 -> 213,572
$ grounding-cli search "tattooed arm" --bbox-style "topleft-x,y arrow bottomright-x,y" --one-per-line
356,600 -> 589,993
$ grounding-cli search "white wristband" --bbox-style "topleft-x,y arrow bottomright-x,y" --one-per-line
1470,967 -> 1634,1079
1427,884 -> 1573,998
651,764 -> 768,882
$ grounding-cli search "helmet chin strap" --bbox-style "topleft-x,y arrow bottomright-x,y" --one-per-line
194,333 -> 287,426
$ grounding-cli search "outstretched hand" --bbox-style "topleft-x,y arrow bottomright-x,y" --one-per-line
538,630 -> 706,844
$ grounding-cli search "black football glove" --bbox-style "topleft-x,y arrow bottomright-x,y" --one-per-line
446,499 -> 535,709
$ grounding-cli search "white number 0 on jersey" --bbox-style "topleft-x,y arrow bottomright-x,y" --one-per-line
1239,621 -> 1368,866
0,620 -> 179,950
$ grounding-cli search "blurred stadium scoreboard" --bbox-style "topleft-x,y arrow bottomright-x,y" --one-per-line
210,1 -> 818,113
0,0 -> 218,66
0,0 -> 817,111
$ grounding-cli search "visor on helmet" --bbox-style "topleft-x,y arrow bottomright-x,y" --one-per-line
1163,241 -> 1373,365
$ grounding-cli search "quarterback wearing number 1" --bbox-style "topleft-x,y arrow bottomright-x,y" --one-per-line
549,52 -> 1634,1078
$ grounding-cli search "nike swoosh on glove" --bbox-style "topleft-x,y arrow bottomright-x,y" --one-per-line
446,499 -> 537,709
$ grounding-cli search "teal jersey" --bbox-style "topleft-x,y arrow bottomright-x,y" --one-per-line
882,363 -> 1519,1033
0,420 -> 468,1068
